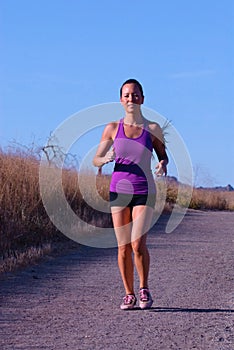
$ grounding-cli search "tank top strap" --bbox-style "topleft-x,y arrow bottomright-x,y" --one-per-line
114,118 -> 125,140
143,120 -> 153,150
143,119 -> 149,131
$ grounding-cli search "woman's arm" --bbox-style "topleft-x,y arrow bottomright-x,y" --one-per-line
92,122 -> 117,168
149,122 -> 169,176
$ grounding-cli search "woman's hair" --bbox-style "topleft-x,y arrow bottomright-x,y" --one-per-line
120,79 -> 144,98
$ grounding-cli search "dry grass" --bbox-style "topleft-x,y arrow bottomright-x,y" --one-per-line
0,243 -> 51,274
155,178 -> 234,211
0,147 -> 233,273
0,149 -> 66,272
190,187 -> 234,211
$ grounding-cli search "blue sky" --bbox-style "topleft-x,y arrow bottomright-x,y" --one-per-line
1,0 -> 233,186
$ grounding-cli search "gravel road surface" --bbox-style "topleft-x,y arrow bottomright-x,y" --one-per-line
0,210 -> 233,350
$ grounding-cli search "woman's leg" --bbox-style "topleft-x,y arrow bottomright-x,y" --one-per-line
111,206 -> 134,295
131,205 -> 154,289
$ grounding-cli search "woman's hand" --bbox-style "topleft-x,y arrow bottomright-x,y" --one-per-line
155,160 -> 167,177
104,147 -> 115,164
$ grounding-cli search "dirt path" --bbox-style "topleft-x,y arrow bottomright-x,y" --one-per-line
0,210 -> 233,350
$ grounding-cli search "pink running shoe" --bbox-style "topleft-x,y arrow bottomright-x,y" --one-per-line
120,294 -> 137,310
139,288 -> 153,309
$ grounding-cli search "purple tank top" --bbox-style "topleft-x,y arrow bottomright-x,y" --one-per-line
110,119 -> 156,195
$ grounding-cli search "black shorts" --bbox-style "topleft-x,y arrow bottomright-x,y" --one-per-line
109,192 -> 156,209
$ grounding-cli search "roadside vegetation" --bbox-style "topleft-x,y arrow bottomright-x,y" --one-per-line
1,147 -> 233,273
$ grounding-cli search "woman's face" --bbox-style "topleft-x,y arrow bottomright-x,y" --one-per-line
120,83 -> 144,113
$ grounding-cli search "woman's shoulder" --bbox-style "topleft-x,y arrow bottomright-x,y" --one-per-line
144,119 -> 165,143
102,120 -> 120,139
108,120 -> 120,126
145,119 -> 161,132
105,120 -> 119,131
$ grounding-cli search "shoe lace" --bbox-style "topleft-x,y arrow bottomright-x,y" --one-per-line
124,294 -> 135,304
139,288 -> 149,301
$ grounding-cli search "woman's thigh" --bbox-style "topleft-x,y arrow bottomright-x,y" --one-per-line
131,205 -> 154,242
111,206 -> 132,246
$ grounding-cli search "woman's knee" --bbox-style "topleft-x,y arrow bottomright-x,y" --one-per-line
118,243 -> 132,258
131,239 -> 147,255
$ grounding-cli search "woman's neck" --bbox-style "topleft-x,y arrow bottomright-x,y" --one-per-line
124,112 -> 144,126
